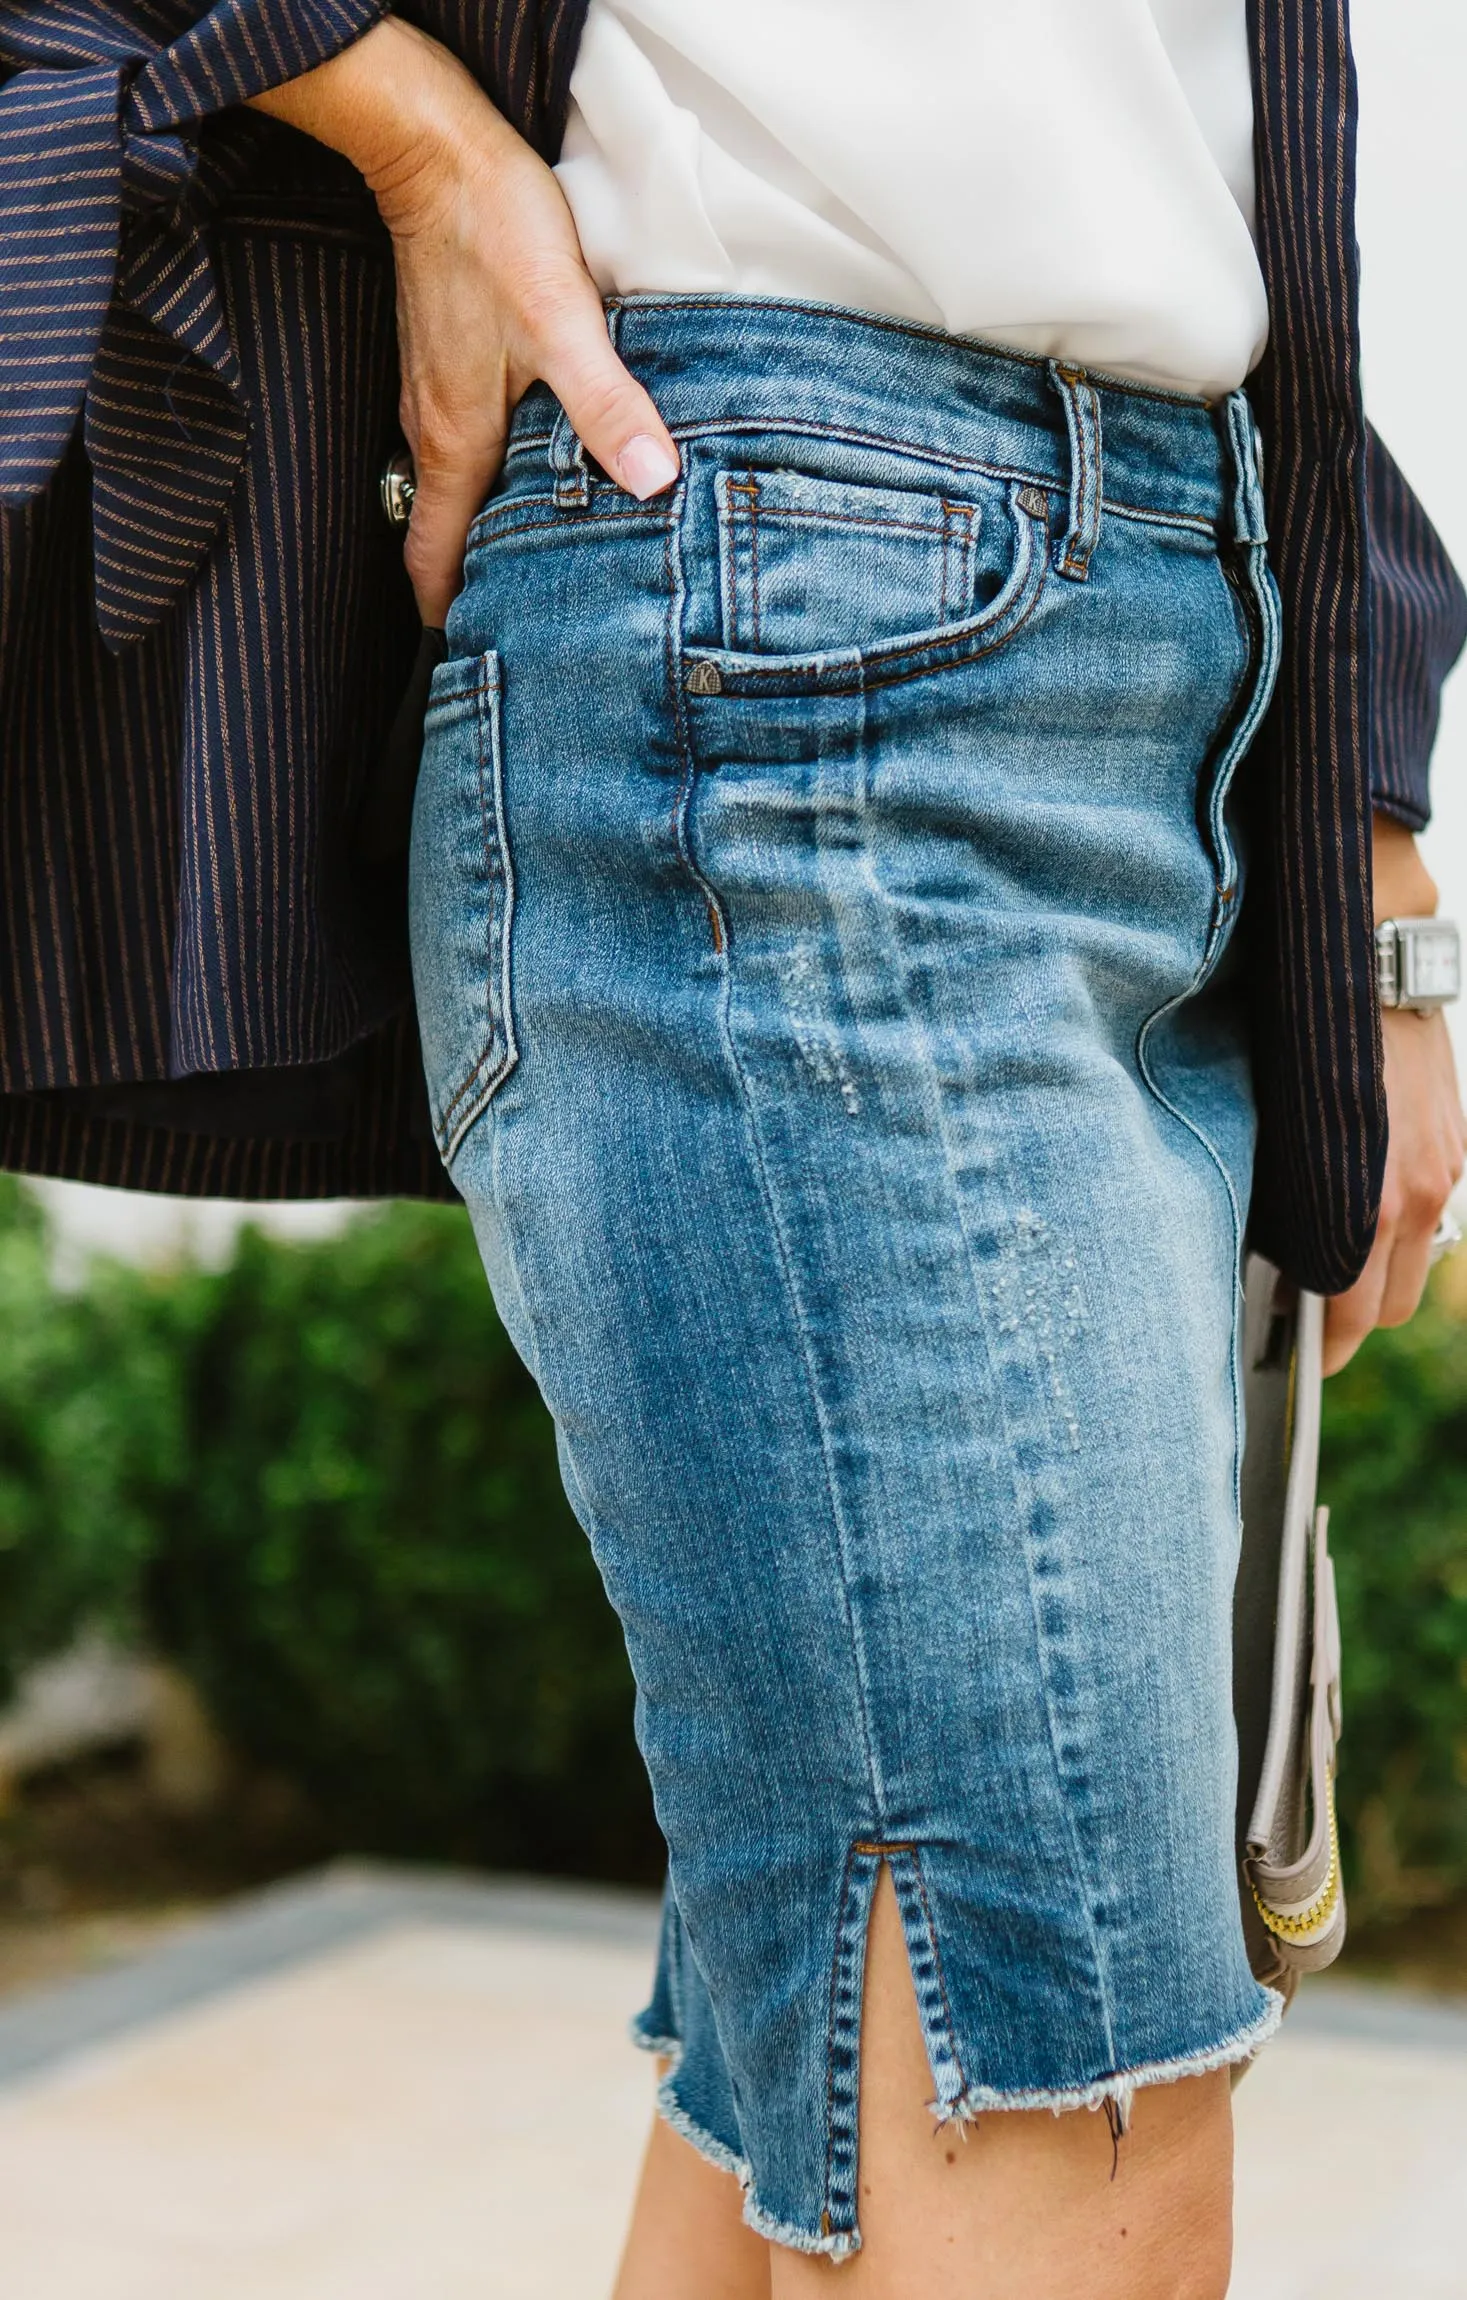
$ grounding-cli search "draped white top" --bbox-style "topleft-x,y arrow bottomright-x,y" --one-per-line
556,0 -> 1268,399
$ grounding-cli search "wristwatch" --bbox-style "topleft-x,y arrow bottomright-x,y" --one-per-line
1375,916 -> 1462,1012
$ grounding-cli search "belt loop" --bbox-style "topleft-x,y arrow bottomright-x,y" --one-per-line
551,404 -> 592,512
1047,360 -> 1103,582
1224,390 -> 1269,548
550,302 -> 623,511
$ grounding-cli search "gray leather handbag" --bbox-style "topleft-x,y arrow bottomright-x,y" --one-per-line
1233,1255 -> 1347,1998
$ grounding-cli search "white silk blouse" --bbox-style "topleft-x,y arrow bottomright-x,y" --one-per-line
555,0 -> 1268,399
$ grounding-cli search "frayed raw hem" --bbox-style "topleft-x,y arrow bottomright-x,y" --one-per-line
629,2022 -> 682,2060
744,2192 -> 861,2266
629,2016 -> 863,2264
931,1987 -> 1287,2134
627,1994 -> 1283,2260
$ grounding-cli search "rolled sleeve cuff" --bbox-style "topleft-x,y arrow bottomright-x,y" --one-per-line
0,0 -> 388,638
1366,425 -> 1467,834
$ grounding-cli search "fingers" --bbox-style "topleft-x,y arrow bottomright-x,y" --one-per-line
1323,1007 -> 1467,1375
1323,1129 -> 1463,1375
1373,1186 -> 1437,1330
1323,1184 -> 1435,1376
398,269 -> 677,625
1322,1257 -> 1384,1377
527,266 -> 681,501
401,428 -> 505,626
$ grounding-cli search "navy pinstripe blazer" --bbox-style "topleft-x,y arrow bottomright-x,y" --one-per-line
1,0 -> 1464,1290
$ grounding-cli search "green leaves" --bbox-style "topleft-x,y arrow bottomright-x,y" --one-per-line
0,1185 -> 658,1881
1322,1282 -> 1467,1920
0,1179 -> 174,1694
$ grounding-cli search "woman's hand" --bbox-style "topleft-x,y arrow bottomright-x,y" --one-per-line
249,16 -> 680,624
1322,817 -> 1467,1374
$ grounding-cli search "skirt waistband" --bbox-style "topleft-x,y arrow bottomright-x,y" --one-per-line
508,294 -> 1253,538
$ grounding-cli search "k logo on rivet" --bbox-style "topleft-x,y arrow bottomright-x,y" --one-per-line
685,661 -> 724,696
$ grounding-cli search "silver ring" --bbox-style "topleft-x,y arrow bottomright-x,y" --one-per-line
1430,1211 -> 1464,1265
379,450 -> 416,530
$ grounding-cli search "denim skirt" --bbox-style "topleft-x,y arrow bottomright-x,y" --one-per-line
408,297 -> 1285,2261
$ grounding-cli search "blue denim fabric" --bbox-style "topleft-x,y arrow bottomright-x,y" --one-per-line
408,298 -> 1284,2262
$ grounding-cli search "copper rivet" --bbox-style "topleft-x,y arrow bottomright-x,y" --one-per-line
1017,485 -> 1049,519
686,661 -> 724,696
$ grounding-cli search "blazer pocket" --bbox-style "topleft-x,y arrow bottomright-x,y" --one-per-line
408,650 -> 519,1167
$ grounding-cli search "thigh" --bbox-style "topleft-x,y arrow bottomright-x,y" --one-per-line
769,1866 -> 1233,2300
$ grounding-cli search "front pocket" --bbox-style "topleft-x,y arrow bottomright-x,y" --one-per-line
408,650 -> 519,1166
687,478 -> 1052,703
716,468 -> 985,655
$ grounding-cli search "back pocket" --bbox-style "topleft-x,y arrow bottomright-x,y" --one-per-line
716,467 -> 983,656
408,650 -> 518,1167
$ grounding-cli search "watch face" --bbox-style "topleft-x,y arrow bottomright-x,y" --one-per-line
1401,921 -> 1462,1003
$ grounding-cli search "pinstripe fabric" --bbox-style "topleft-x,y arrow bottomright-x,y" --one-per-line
0,0 -> 1463,1280
1364,426 -> 1467,825
1243,0 -> 1467,1286
0,0 -> 388,641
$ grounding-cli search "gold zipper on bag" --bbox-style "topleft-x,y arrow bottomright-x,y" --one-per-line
1250,1770 -> 1342,1943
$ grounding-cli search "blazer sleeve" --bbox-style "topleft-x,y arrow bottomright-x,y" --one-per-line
1365,424 -> 1467,832
0,0 -> 387,640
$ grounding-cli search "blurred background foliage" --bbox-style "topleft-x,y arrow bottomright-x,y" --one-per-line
1319,1277 -> 1467,1923
0,1172 -> 1462,1924
0,1176 -> 658,1886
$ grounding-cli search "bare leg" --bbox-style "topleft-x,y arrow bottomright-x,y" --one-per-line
773,1868 -> 1235,2300
612,1869 -> 1233,2299
613,2064 -> 772,2300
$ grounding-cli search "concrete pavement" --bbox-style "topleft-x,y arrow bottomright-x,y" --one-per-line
0,1866 -> 1460,2298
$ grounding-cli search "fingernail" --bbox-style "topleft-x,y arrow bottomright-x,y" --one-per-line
615,434 -> 680,500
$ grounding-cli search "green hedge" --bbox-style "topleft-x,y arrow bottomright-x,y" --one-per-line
0,1174 -> 1462,1912
0,1182 -> 171,1670
0,1179 -> 659,1882
1319,1283 -> 1467,1921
